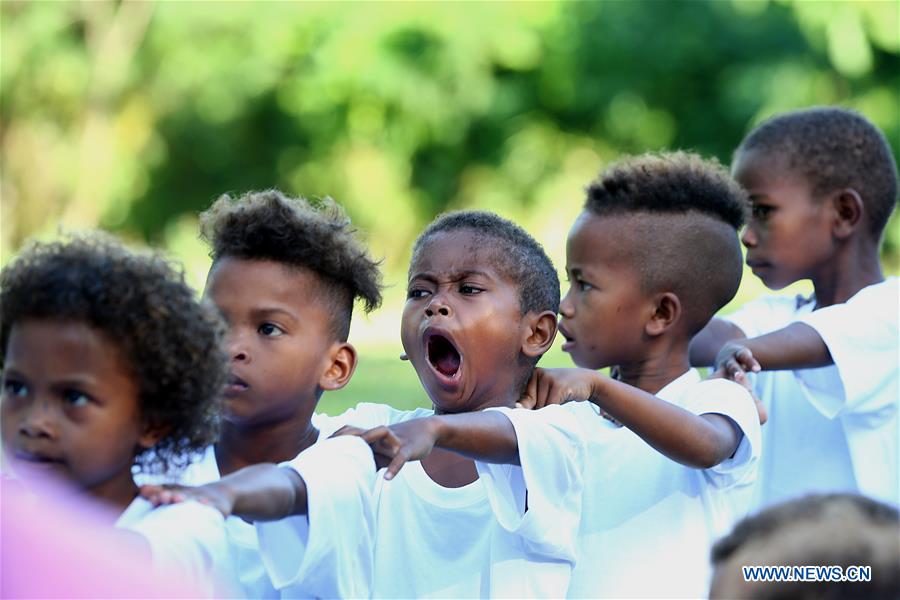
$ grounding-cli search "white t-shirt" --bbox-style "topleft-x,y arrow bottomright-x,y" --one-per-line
725,278 -> 898,508
258,402 -> 586,598
116,496 -> 237,597
565,369 -> 761,599
137,415 -> 363,599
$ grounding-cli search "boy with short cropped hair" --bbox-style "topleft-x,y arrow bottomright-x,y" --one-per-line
147,210 -> 588,598
692,107 -> 899,509
710,493 -> 900,599
144,189 -> 385,598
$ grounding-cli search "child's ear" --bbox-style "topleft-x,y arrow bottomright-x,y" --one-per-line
644,292 -> 681,337
521,310 -> 558,358
319,342 -> 358,392
138,422 -> 171,450
831,188 -> 864,240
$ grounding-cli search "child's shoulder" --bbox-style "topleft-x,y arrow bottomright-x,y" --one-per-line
314,403 -> 434,434
724,292 -> 815,336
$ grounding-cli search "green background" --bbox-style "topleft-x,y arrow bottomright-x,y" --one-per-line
2,1 -> 897,414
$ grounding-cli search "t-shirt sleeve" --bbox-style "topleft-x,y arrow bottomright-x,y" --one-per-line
128,501 -> 231,596
794,279 -> 899,419
723,295 -> 805,338
682,379 -> 762,489
255,436 -> 377,599
474,405 -> 585,565
313,403 -> 433,436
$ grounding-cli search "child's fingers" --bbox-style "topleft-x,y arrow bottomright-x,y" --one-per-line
736,348 -> 761,372
536,371 -> 556,408
755,397 -> 768,425
330,425 -> 366,438
360,426 -> 393,448
384,449 -> 411,481
518,369 -> 540,410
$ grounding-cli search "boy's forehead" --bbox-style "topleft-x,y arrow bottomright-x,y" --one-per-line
410,230 -> 510,282
206,256 -> 328,309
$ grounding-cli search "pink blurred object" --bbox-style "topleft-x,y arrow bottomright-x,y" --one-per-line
1,474 -> 201,598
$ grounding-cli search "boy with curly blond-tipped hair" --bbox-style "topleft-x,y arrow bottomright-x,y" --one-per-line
142,189 -> 385,598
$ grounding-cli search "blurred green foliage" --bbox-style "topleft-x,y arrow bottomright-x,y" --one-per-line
2,1 -> 898,412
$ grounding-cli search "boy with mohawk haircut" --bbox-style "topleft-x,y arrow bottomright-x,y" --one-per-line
143,189 -> 385,598
693,107 -> 899,510
505,152 -> 763,597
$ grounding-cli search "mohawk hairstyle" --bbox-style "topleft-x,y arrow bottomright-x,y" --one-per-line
0,233 -> 227,474
736,106 -> 899,240
411,210 -> 560,316
199,190 -> 383,341
585,151 -> 749,335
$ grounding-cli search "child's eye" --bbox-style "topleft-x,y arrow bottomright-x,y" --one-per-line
407,288 -> 430,300
459,284 -> 483,295
2,380 -> 28,398
258,323 -> 285,337
576,278 -> 594,292
62,389 -> 91,407
751,204 -> 774,220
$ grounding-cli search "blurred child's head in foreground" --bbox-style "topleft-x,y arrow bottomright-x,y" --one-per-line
710,493 -> 900,599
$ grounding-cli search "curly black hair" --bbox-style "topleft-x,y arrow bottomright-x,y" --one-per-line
737,106 -> 899,240
199,190 -> 383,341
585,151 -> 749,335
0,233 -> 227,474
410,210 -> 560,316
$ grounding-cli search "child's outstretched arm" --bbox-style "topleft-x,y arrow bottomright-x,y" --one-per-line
689,317 -> 747,367
350,412 -> 520,480
142,464 -> 309,521
714,322 -> 833,381
521,368 -> 742,469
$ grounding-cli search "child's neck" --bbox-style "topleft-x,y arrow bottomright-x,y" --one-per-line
215,411 -> 319,477
88,471 -> 140,521
811,241 -> 884,308
616,341 -> 691,395
424,384 -> 521,488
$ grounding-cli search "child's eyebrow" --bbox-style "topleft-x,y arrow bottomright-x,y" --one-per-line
249,306 -> 299,323
409,269 -> 493,283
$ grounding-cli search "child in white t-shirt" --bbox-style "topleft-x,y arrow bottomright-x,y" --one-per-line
0,234 -> 235,595
354,154 -> 762,598
146,211 -> 587,598
140,190 -> 385,598
692,107 -> 899,509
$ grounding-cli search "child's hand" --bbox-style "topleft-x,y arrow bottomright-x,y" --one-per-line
140,482 -> 235,518
706,367 -> 768,426
714,341 -> 761,385
358,418 -> 441,481
518,367 -> 599,410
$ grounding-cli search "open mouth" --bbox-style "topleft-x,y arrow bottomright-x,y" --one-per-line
426,332 -> 462,380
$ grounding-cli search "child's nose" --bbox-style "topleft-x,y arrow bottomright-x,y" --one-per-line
19,399 -> 57,439
227,332 -> 250,362
424,296 -> 451,318
559,289 -> 575,317
741,225 -> 758,248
